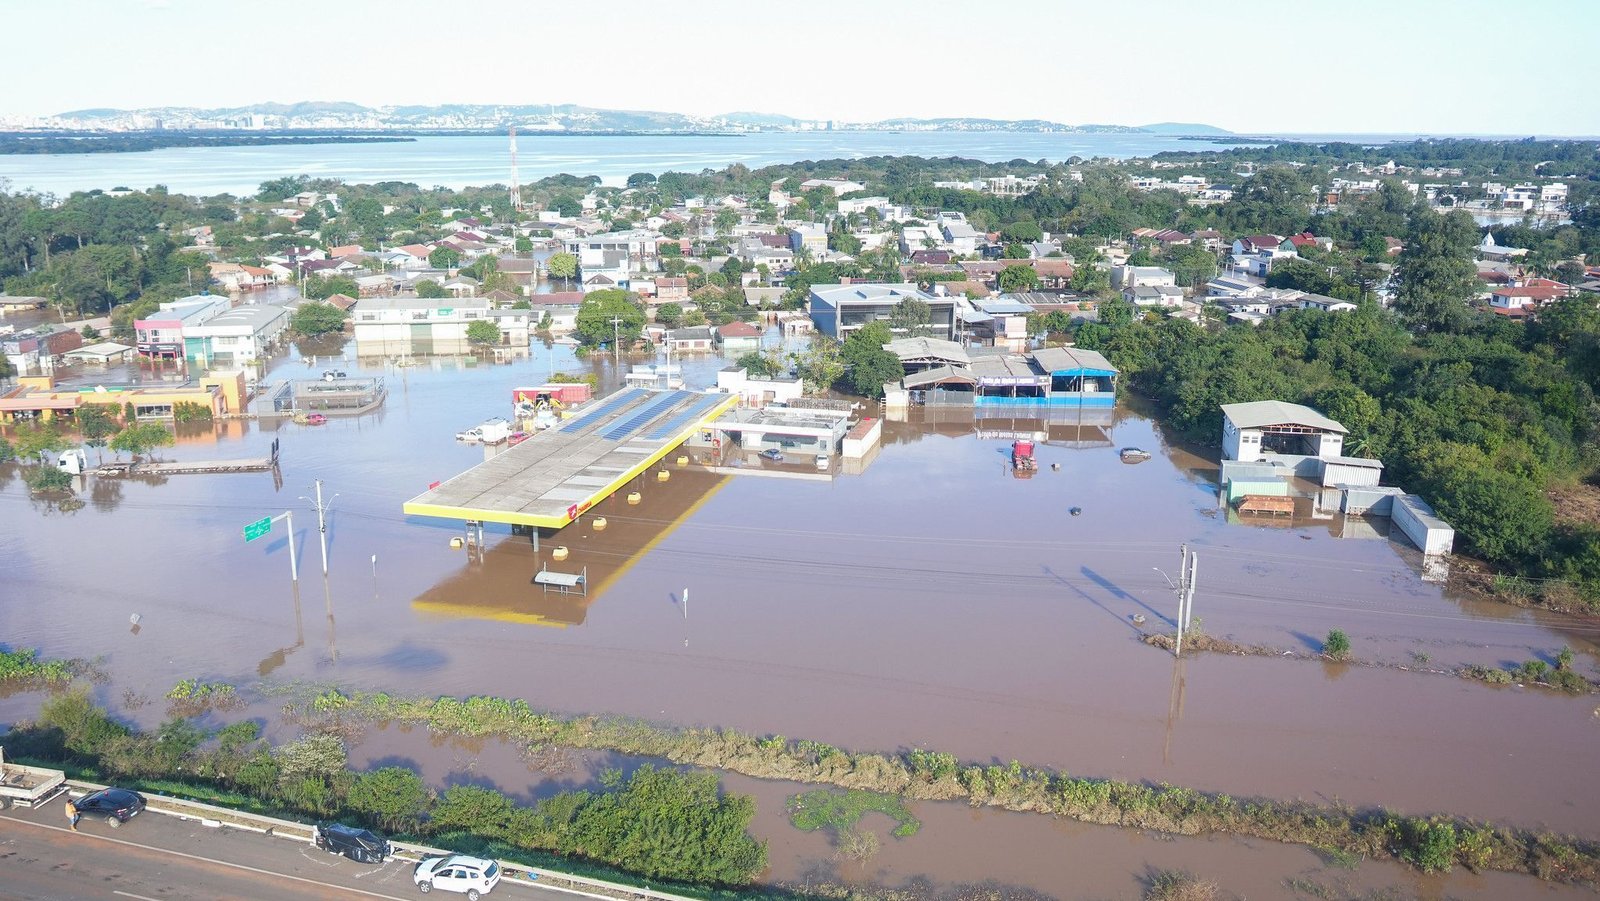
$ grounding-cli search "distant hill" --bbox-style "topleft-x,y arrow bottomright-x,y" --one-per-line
720,111 -> 802,128
1139,122 -> 1233,136
43,102 -> 1229,136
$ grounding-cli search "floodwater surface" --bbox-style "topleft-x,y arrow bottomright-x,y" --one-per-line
4,340 -> 1600,896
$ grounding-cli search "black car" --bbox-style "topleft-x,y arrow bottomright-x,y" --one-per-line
313,822 -> 390,863
74,788 -> 146,827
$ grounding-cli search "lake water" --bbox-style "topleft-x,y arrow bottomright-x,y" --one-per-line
0,131 -> 1262,197
2,335 -> 1598,896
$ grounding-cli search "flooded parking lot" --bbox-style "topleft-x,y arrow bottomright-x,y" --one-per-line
4,339 -> 1599,894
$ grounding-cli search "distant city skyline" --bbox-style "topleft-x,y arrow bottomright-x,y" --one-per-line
5,0 -> 1599,135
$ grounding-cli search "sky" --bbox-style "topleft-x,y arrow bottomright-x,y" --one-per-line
4,0 -> 1599,135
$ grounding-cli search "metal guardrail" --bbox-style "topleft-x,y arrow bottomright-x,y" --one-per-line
61,779 -> 708,901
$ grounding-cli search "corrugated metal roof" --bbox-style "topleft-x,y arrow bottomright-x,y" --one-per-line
1221,400 -> 1347,434
1030,346 -> 1118,375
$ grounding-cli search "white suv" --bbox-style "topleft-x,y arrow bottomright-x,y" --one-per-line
414,854 -> 501,899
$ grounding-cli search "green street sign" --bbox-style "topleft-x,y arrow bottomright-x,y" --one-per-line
243,516 -> 273,542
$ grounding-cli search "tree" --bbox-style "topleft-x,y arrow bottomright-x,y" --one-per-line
574,289 -> 645,347
290,301 -> 349,336
514,235 -> 533,253
714,208 -> 739,234
109,422 -> 174,460
736,351 -> 782,377
546,252 -> 578,279
466,319 -> 501,345
655,302 -> 684,329
302,276 -> 358,301
415,279 -> 447,299
1001,243 -> 1031,259
998,265 -> 1040,293
428,246 -> 460,269
1000,221 -> 1044,244
840,322 -> 904,398
1069,265 -> 1110,295
790,337 -> 844,394
1219,166 -> 1312,237
14,423 -> 68,465
76,405 -> 119,462
1393,209 -> 1479,332
887,297 -> 933,335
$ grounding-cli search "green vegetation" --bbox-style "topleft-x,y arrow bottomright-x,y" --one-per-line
25,465 -> 73,492
172,401 -> 213,422
546,252 -> 579,279
788,789 -> 921,839
1323,629 -> 1351,660
0,647 -> 74,684
283,686 -> 1600,885
109,421 -> 174,460
465,319 -> 501,345
301,275 -> 358,301
289,300 -> 349,335
574,288 -> 645,347
414,279 -> 447,299
839,322 -> 903,398
2,692 -> 766,888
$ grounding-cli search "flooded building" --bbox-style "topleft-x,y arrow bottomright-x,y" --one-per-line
135,294 -> 230,360
889,345 -> 1117,411
807,283 -> 957,341
1221,400 -> 1345,465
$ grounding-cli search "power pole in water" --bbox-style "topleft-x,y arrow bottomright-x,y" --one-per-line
610,316 -> 625,365
1173,545 -> 1198,657
301,479 -> 338,576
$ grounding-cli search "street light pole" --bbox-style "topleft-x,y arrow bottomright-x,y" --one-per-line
300,479 -> 338,575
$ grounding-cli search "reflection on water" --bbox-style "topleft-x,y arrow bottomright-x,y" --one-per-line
411,469 -> 732,626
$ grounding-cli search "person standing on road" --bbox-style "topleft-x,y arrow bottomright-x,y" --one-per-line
65,799 -> 80,831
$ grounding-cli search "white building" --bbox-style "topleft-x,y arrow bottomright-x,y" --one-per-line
1221,400 -> 1346,463
352,296 -> 505,355
183,304 -> 291,367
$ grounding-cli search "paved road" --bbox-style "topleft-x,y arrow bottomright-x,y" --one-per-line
0,797 -> 495,901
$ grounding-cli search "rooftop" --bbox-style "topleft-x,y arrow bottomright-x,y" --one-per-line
1222,400 -> 1347,434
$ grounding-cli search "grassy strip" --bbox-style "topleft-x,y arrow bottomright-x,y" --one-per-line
788,789 -> 920,838
289,686 -> 1600,886
0,647 -> 75,685
1140,632 -> 1599,694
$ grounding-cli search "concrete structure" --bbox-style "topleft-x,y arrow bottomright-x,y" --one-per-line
707,404 -> 851,457
976,298 -> 1032,352
789,224 -> 828,255
716,366 -> 804,407
808,283 -> 955,340
62,341 -> 136,366
182,304 -> 291,366
1221,401 -> 1346,463
352,295 -> 496,355
2,327 -> 83,375
135,295 -> 230,359
403,388 -> 740,530
1218,460 -> 1291,503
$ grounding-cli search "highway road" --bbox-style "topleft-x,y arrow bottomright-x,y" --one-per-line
0,797 -> 520,901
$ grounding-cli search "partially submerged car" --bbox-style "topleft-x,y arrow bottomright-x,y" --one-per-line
414,854 -> 501,898
313,822 -> 390,863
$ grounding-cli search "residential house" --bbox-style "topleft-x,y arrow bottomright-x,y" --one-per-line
665,326 -> 714,353
716,366 -> 805,407
1124,284 -> 1186,307
578,249 -> 630,292
2,327 -> 84,375
1477,232 -> 1529,263
808,283 -> 956,340
976,298 -> 1033,352
715,321 -> 763,354
1231,235 -> 1285,256
1297,294 -> 1358,313
527,292 -> 586,333
937,212 -> 981,255
442,275 -> 481,298
744,286 -> 786,307
1114,265 -> 1177,289
392,244 -> 434,269
655,277 -> 690,303
483,288 -> 520,309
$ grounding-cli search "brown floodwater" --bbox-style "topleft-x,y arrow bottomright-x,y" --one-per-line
5,338 -> 1600,895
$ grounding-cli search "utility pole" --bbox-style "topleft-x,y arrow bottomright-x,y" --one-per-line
610,316 -> 625,365
301,479 -> 338,575
1171,545 -> 1198,657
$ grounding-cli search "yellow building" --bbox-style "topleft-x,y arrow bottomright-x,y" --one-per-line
0,371 -> 247,423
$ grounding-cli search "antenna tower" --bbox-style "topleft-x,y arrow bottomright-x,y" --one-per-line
508,126 -> 523,212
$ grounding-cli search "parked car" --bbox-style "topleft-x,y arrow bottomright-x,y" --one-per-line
73,787 -> 146,827
814,452 -> 831,471
759,448 -> 785,462
414,854 -> 501,899
313,822 -> 390,863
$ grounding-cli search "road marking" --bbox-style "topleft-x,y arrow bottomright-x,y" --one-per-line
113,892 -> 163,901
2,817 -> 418,901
